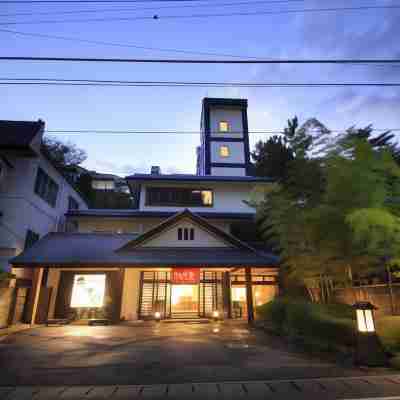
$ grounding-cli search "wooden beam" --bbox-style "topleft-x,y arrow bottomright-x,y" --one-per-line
245,266 -> 254,324
27,267 -> 43,325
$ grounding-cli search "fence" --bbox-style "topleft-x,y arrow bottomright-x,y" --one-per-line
333,283 -> 400,317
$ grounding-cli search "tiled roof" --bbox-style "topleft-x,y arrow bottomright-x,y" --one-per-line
10,232 -> 279,268
0,120 -> 43,150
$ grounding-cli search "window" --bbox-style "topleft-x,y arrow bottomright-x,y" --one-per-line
219,145 -> 230,157
219,121 -> 230,132
34,167 -> 59,207
178,227 -> 195,241
92,180 -> 115,190
146,187 -> 213,207
68,196 -> 79,210
70,274 -> 106,308
25,229 -> 40,250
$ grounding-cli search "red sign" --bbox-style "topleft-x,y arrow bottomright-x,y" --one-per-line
171,268 -> 200,284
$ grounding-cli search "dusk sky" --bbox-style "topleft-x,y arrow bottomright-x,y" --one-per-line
2,0 -> 400,176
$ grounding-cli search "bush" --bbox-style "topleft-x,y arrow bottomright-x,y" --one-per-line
376,316 -> 400,353
257,298 -> 356,349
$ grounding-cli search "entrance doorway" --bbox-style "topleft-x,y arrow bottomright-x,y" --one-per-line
171,285 -> 199,317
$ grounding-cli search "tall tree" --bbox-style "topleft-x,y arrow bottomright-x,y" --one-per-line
252,135 -> 293,181
42,136 -> 87,168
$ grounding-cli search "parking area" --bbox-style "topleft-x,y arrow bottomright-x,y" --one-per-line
0,321 -> 373,386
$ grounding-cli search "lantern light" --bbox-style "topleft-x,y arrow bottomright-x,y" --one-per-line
212,310 -> 219,321
154,311 -> 161,321
352,302 -> 387,367
354,302 -> 376,333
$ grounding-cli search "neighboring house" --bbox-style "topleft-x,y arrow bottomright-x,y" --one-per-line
0,120 -> 88,282
12,98 -> 279,324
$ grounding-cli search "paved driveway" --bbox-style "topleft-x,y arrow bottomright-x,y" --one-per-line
0,321 -> 370,385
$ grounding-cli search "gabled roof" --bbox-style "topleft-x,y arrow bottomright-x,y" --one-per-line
117,208 -> 257,252
10,233 -> 278,268
0,120 -> 44,154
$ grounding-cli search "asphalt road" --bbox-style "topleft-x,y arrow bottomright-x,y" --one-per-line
0,321 -> 378,386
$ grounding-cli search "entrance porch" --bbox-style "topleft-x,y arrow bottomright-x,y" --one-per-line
26,266 -> 278,325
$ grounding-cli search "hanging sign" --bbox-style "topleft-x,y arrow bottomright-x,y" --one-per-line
171,268 -> 200,284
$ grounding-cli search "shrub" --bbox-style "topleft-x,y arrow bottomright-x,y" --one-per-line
257,298 -> 356,349
376,316 -> 400,353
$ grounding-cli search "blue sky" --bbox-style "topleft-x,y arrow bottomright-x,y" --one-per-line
1,0 -> 400,175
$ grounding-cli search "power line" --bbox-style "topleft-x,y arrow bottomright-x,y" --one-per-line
44,128 -> 400,135
0,28 -> 267,59
1,5 -> 398,25
2,28 -> 400,68
0,0 -> 306,18
1,56 -> 400,64
1,0 -> 213,3
1,78 -> 400,87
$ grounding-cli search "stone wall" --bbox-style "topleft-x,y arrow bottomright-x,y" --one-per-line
333,283 -> 400,317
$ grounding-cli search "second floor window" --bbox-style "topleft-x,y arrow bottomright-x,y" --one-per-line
25,229 -> 40,250
34,167 -> 59,207
146,187 -> 213,207
68,196 -> 79,210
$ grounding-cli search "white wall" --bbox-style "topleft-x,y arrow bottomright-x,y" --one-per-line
209,108 -> 243,137
211,167 -> 246,176
138,181 -> 258,214
75,216 -> 231,235
0,152 -> 87,275
210,142 -> 245,164
120,269 -> 141,320
140,219 -> 232,248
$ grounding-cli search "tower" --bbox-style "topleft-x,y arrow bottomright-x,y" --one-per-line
197,98 -> 251,176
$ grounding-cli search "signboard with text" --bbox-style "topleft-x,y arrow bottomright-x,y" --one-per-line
171,268 -> 200,284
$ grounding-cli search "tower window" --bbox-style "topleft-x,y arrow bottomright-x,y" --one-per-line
219,145 -> 230,157
219,121 -> 230,132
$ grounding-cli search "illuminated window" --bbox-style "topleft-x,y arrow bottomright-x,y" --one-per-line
219,121 -> 230,132
70,274 -> 106,308
219,145 -> 230,157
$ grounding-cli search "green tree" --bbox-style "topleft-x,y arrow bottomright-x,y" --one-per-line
252,135 -> 293,181
42,136 -> 87,167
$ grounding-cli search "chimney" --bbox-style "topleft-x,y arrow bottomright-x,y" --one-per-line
151,166 -> 161,175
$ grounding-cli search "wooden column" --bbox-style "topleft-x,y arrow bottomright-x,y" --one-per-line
245,267 -> 254,324
27,267 -> 43,325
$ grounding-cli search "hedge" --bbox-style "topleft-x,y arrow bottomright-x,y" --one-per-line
256,298 -> 356,349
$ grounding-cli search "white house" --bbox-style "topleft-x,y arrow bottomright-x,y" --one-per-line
0,120 -> 88,282
11,98 -> 279,324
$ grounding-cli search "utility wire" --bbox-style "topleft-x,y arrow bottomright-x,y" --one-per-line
1,78 -> 400,87
1,56 -> 400,64
0,0 -> 306,18
1,5 -> 398,25
44,128 -> 400,135
0,28 -> 267,59
2,28 -> 400,68
1,0 -> 215,3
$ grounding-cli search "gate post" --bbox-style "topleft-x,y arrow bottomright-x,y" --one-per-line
245,267 -> 254,324
27,267 -> 43,325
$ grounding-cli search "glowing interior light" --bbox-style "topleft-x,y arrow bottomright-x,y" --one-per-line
70,274 -> 106,308
213,328 -> 220,333
231,287 -> 246,302
171,285 -> 196,306
213,310 -> 219,318
154,311 -> 161,319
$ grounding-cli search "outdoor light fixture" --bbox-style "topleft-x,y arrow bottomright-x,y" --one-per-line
154,311 -> 161,322
353,302 -> 387,366
212,310 -> 219,321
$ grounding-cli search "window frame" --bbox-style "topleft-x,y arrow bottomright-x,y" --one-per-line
68,196 -> 79,210
24,229 -> 40,250
219,145 -> 230,158
145,187 -> 213,207
34,167 -> 59,207
218,121 -> 230,132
